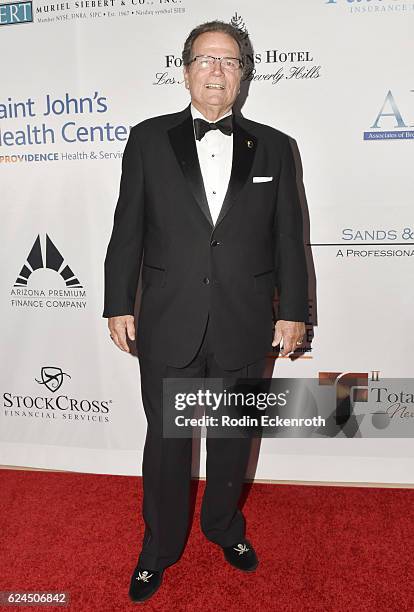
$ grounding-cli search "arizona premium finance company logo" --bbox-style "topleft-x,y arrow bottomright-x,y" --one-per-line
10,233 -> 87,309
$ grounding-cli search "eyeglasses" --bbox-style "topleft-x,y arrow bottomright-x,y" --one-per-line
189,55 -> 243,72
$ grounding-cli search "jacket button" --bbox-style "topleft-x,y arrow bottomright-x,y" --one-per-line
203,277 -> 210,285
210,240 -> 220,247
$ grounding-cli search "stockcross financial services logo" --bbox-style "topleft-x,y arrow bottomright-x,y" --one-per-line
3,366 -> 112,423
365,90 -> 414,141
35,366 -> 71,393
10,233 -> 87,309
0,1 -> 32,26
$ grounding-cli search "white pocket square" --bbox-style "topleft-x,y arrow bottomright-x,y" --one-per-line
252,176 -> 273,183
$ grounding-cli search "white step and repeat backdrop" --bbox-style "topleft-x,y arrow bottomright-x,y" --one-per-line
1,0 -> 413,482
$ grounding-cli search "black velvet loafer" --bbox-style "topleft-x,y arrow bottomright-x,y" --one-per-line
128,566 -> 164,603
222,539 -> 259,572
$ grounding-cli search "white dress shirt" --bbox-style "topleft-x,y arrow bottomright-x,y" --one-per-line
191,104 -> 233,225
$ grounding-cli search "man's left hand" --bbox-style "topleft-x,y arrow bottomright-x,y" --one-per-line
272,320 -> 306,357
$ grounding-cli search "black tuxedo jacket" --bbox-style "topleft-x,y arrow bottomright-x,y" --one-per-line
103,105 -> 308,369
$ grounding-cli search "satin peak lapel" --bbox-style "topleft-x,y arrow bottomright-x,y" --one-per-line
215,120 -> 257,227
168,113 -> 213,227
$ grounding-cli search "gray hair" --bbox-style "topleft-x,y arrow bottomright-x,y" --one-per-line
182,20 -> 245,70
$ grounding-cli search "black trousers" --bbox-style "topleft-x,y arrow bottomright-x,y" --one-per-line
137,317 -> 272,570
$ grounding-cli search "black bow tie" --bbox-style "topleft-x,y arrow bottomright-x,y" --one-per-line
194,115 -> 233,141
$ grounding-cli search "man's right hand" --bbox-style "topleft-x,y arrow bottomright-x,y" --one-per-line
108,315 -> 135,353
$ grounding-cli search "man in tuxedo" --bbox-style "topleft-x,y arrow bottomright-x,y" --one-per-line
103,20 -> 308,602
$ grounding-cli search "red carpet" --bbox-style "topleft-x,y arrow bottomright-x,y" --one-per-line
0,469 -> 413,611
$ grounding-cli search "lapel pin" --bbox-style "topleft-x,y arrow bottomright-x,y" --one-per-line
246,139 -> 254,148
